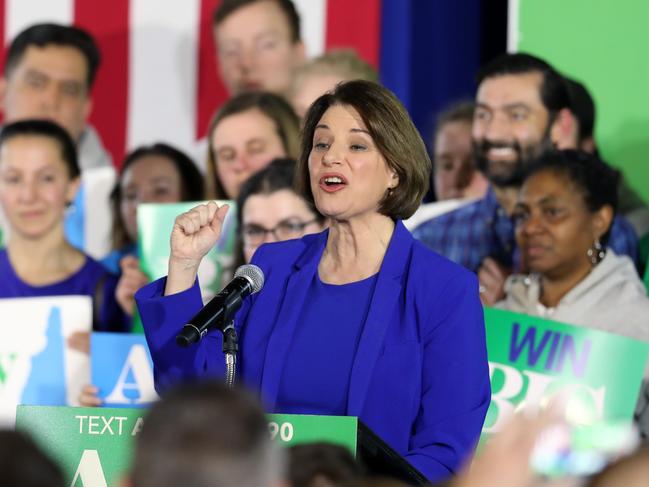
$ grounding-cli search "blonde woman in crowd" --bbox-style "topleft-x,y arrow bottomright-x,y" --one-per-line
290,49 -> 378,118
206,91 -> 300,200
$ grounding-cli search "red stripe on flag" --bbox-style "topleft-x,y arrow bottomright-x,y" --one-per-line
325,0 -> 381,68
75,0 -> 129,167
0,0 -> 6,71
197,0 -> 229,141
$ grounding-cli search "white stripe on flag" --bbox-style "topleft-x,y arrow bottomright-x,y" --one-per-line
507,0 -> 520,53
5,0 -> 74,42
127,0 -> 200,154
293,0 -> 326,59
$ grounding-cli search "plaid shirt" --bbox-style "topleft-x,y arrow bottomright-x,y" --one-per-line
412,187 -> 639,273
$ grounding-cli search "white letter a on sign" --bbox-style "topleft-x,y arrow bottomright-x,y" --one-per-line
71,449 -> 107,487
104,345 -> 157,404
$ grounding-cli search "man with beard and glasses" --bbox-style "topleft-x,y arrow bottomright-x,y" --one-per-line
412,53 -> 638,305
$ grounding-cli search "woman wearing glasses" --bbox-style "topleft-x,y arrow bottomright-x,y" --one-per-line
235,158 -> 325,267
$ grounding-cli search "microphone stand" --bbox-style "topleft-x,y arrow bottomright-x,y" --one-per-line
222,320 -> 238,388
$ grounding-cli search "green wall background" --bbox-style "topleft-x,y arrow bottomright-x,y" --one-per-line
515,0 -> 649,203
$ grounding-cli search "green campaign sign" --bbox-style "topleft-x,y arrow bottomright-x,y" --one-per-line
16,405 -> 145,486
268,413 -> 358,454
17,406 -> 359,486
483,308 -> 649,433
137,201 -> 238,303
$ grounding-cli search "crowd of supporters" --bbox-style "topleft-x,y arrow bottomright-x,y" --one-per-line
0,0 -> 648,486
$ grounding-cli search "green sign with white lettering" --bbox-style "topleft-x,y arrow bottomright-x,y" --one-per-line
16,406 -> 359,486
16,406 -> 145,486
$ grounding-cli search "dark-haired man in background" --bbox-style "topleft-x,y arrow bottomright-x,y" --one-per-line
0,23 -> 111,171
561,77 -> 597,153
413,53 -> 638,305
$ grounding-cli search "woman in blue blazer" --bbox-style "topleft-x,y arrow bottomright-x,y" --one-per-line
136,81 -> 490,482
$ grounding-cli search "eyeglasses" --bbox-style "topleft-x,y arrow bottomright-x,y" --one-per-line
242,219 -> 319,245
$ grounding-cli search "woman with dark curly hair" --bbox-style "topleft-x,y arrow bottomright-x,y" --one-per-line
500,149 -> 649,336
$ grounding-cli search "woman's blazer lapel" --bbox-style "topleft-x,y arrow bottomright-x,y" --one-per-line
346,221 -> 411,416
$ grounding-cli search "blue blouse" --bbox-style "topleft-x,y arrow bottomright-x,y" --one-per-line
276,273 -> 378,415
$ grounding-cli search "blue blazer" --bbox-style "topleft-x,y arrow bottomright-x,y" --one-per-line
136,221 -> 491,482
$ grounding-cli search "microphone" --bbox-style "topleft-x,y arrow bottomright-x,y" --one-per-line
175,264 -> 265,347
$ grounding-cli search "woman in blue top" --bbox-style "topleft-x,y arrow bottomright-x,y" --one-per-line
0,120 -> 126,333
136,81 -> 490,482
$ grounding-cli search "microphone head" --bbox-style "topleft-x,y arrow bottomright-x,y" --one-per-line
234,264 -> 265,293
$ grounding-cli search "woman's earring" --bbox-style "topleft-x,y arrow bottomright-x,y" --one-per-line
64,201 -> 76,217
586,239 -> 606,265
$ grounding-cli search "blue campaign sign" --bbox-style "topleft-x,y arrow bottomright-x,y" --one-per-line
91,333 -> 158,408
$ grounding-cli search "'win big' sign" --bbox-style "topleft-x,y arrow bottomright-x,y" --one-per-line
483,308 -> 649,432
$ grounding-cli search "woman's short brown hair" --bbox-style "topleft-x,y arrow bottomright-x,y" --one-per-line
206,91 -> 301,199
295,80 -> 430,220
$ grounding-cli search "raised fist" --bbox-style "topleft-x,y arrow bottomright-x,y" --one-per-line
165,201 -> 229,296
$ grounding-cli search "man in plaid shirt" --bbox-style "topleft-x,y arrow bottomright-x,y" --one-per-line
413,53 -> 638,304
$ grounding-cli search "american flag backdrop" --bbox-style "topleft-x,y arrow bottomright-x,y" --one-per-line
0,0 -> 382,166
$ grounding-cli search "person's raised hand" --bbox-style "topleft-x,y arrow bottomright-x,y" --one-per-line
116,256 -> 149,315
165,202 -> 229,295
478,257 -> 511,306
